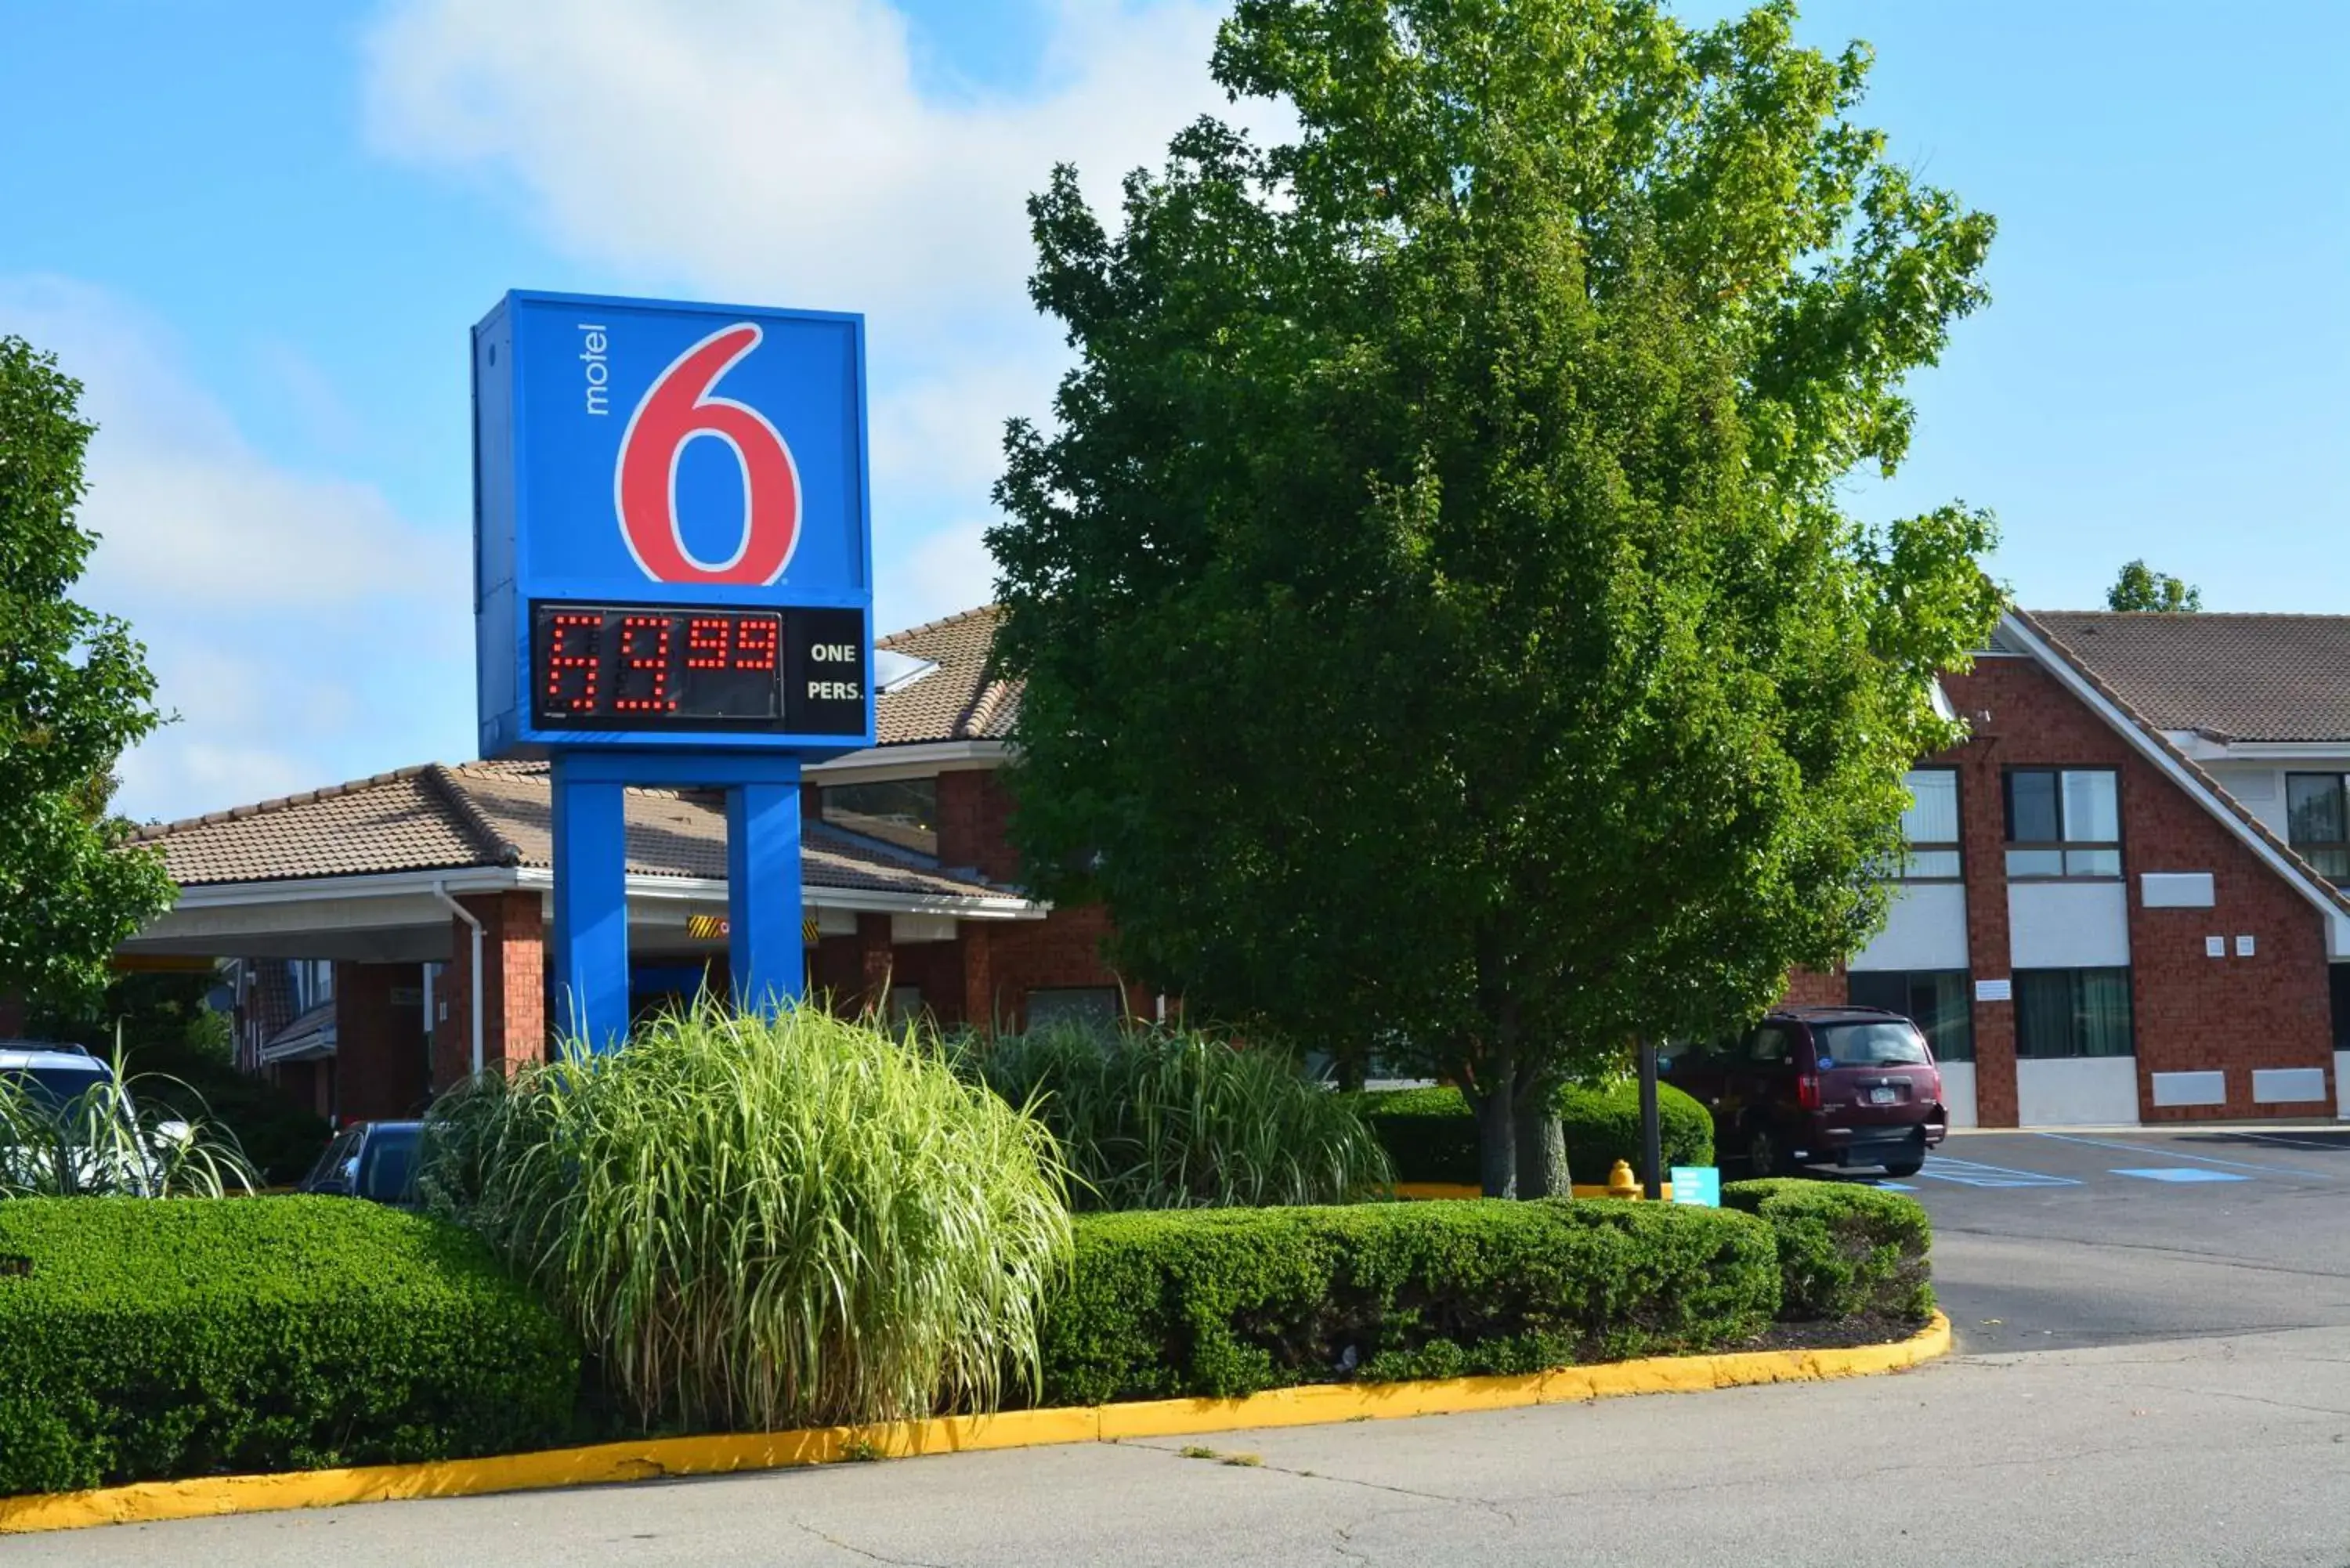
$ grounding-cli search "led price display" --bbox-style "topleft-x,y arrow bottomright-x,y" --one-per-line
532,603 -> 783,727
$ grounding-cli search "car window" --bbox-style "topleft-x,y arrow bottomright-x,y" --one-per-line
1815,1021 -> 1932,1067
1747,1026 -> 1794,1064
304,1129 -> 360,1190
2,1064 -> 110,1111
358,1129 -> 421,1202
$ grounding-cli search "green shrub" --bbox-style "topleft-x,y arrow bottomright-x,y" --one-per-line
1353,1082 -> 1712,1186
1554,1080 -> 1714,1175
957,1023 -> 1391,1209
1347,1086 -> 1482,1184
1037,1198 -> 1778,1405
1721,1178 -> 1934,1321
425,1003 -> 1072,1436
0,1196 -> 577,1496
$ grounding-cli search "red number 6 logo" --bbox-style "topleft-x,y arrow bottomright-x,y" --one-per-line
615,323 -> 801,585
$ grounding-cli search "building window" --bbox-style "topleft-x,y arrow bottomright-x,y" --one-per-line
820,778 -> 939,857
1024,986 -> 1123,1031
291,959 -> 334,1014
2004,768 -> 2121,879
1847,970 -> 1974,1062
1896,769 -> 1962,880
2333,966 -> 2350,1053
2013,967 -> 2135,1058
2286,773 -> 2349,884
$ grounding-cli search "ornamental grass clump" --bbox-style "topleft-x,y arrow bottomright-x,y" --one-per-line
0,1050 -> 257,1198
956,1022 -> 1392,1210
421,1003 -> 1071,1435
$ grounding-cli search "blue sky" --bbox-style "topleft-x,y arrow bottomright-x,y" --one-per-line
2,1 -> 2344,824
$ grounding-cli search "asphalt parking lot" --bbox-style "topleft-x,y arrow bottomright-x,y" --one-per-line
1880,1124 -> 2350,1352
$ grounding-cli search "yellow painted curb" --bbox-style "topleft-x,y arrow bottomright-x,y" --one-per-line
0,1313 -> 1948,1536
1391,1182 -> 1675,1201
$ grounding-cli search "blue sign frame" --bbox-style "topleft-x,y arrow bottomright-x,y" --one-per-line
472,290 -> 876,1047
473,289 -> 875,758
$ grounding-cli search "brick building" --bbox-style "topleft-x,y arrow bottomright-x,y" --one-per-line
1805,609 -> 2350,1127
115,604 -> 2350,1128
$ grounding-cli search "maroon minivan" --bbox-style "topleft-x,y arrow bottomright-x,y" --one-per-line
1660,1006 -> 1949,1178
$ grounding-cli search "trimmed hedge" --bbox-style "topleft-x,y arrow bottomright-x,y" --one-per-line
1722,1179 -> 1934,1322
0,1198 -> 580,1496
1554,1082 -> 1715,1176
1037,1198 -> 1779,1406
1354,1082 -> 1713,1186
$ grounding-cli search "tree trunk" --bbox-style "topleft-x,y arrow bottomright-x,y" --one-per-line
1513,1100 -> 1571,1198
1470,1036 -> 1518,1198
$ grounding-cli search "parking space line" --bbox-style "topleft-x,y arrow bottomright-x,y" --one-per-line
2030,1131 -> 2339,1180
2110,1168 -> 2251,1184
1915,1154 -> 2080,1188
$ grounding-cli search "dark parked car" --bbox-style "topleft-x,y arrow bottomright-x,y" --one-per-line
297,1120 -> 425,1205
1659,1006 -> 1949,1178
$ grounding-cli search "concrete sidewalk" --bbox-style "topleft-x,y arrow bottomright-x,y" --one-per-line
19,1324 -> 2349,1567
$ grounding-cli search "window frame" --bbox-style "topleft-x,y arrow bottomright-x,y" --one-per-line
2012,966 -> 2136,1060
1894,768 -> 1964,883
2284,771 -> 2350,886
1846,968 -> 1975,1064
818,775 -> 942,858
2002,766 -> 2124,882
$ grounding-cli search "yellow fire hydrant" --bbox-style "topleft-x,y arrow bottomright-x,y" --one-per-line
1605,1159 -> 1641,1199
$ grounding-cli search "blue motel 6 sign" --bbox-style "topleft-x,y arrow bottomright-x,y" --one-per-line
472,291 -> 875,1047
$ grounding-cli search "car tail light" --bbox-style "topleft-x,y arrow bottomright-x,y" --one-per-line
1797,1073 -> 1821,1111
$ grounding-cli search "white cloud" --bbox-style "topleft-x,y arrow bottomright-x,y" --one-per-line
363,0 -> 1278,627
0,278 -> 458,609
0,277 -> 466,823
886,519 -> 1000,631
363,0 -> 1239,320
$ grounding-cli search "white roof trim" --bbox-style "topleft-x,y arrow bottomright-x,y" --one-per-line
803,740 -> 1009,779
161,865 -> 1045,921
1999,610 -> 2350,948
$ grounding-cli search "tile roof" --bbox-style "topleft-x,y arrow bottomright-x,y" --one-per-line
129,761 -> 1016,901
875,605 -> 1020,745
2024,610 -> 2350,743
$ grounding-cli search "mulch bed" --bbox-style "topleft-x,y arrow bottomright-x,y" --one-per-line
1741,1313 -> 1931,1353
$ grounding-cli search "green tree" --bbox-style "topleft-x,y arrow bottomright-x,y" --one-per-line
0,335 -> 175,1013
989,0 -> 2005,1195
2106,559 -> 2202,612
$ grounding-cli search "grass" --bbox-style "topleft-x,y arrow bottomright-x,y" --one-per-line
953,1022 -> 1392,1210
421,1001 -> 1072,1435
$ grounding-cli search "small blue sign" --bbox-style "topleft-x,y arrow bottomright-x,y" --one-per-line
1669,1165 -> 1721,1207
473,290 -> 873,759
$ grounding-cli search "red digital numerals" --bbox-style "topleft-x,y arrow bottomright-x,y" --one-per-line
732,617 -> 777,671
685,617 -> 731,670
544,612 -> 602,714
539,607 -> 783,724
611,616 -> 675,712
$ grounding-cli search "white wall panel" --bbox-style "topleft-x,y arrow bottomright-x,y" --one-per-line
1937,1062 -> 1977,1129
2150,1070 -> 2225,1107
2252,1068 -> 2328,1104
2008,882 -> 2131,970
1850,883 -> 1970,972
2016,1057 -> 2140,1127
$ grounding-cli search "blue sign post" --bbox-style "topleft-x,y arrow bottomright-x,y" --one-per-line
472,291 -> 873,1050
